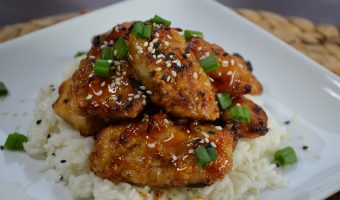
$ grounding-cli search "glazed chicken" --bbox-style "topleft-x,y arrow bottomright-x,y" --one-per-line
188,37 -> 263,97
52,78 -> 104,136
53,17 -> 269,188
128,24 -> 219,121
223,97 -> 268,138
89,113 -> 236,187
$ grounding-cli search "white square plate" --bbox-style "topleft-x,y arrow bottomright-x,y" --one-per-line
1,0 -> 340,199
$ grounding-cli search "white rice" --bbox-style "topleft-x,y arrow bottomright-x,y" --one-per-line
24,61 -> 288,200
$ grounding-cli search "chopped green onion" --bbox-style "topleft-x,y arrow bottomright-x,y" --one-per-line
113,37 -> 129,60
206,146 -> 218,161
74,51 -> 87,58
195,145 -> 211,167
274,146 -> 298,166
200,54 -> 219,72
216,92 -> 232,110
102,47 -> 112,60
0,82 -> 8,97
3,132 -> 28,151
94,59 -> 111,77
142,25 -> 152,40
229,106 -> 251,123
149,15 -> 171,26
132,21 -> 152,40
184,30 -> 204,41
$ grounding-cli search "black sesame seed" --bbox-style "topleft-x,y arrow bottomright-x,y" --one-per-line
51,88 -> 55,92
47,134 -> 51,139
63,99 -> 69,104
205,142 -> 213,148
233,53 -> 243,59
123,100 -> 133,111
92,35 -> 101,47
193,138 -> 203,148
117,95 -> 123,101
0,145 -> 4,150
246,61 -> 253,71
59,176 -> 64,181
161,74 -> 169,81
284,120 -> 290,125
183,53 -> 188,59
36,119 -> 42,125
153,42 -> 160,49
302,145 -> 309,150
60,160 -> 67,163
275,163 -> 280,168
49,84 -> 54,88
208,130 -> 216,134
52,153 -> 56,156
223,52 -> 229,56
188,62 -> 193,67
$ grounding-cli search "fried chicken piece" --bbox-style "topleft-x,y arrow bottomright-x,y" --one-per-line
127,24 -> 219,121
70,23 -> 145,121
188,37 -> 263,97
222,97 -> 268,138
52,78 -> 104,136
89,113 -> 237,187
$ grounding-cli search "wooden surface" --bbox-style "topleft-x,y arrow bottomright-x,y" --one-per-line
0,9 -> 339,200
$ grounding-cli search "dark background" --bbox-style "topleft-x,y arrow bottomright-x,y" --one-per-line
0,0 -> 339,26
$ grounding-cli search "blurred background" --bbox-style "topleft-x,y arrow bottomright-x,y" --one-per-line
0,0 -> 339,26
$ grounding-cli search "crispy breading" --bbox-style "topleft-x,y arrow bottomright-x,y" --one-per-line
127,24 -> 219,121
89,113 -> 237,187
188,37 -> 263,97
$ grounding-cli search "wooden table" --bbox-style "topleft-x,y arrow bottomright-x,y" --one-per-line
0,8 -> 339,200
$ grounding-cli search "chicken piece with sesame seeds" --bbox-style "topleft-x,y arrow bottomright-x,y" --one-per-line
222,96 -> 268,138
89,113 -> 237,187
188,37 -> 263,97
61,23 -> 145,122
52,78 -> 105,136
127,24 -> 219,121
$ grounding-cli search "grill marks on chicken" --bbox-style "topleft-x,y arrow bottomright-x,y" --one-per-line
188,37 -> 263,97
89,113 -> 236,187
127,25 -> 219,121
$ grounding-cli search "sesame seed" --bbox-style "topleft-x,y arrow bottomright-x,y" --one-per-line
142,99 -> 147,105
148,143 -> 156,148
164,119 -> 169,124
167,34 -> 172,39
89,55 -> 96,59
211,142 -> 217,148
100,81 -> 106,87
236,103 -> 241,106
103,41 -> 108,45
143,41 -> 149,47
122,71 -> 127,75
152,38 -> 159,43
166,76 -> 171,82
128,97 -> 132,101
172,155 -> 178,161
60,160 -> 67,163
222,60 -> 229,67
137,90 -> 143,94
171,70 -> 177,77
134,94 -> 140,99
128,93 -> 134,96
197,47 -> 202,51
166,62 -> 172,67
95,90 -> 103,96
218,72 -> 222,77
204,138 -> 209,143
215,126 -> 222,130
113,50 -> 118,56
230,59 -> 235,65
199,55 -> 206,60
142,95 -> 146,98
188,149 -> 194,154
86,94 -> 93,100
238,63 -> 244,68
205,52 -> 210,57
146,90 -> 152,94
155,67 -> 162,71
155,32 -> 160,37
164,41 -> 169,46
186,53 -> 191,58
111,96 -> 117,101
227,71 -> 233,75
153,55 -> 156,59
209,77 -> 214,82
193,72 -> 198,79
155,60 -> 162,65
139,86 -> 146,90
137,50 -> 143,55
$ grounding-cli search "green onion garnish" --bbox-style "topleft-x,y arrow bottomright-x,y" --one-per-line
216,92 -> 232,110
149,15 -> 171,26
200,54 -> 219,73
0,82 -> 9,97
229,106 -> 251,123
132,21 -> 152,40
3,132 -> 28,151
74,51 -> 87,58
206,146 -> 218,161
102,47 -> 112,60
142,25 -> 152,40
195,145 -> 211,167
113,37 -> 129,60
184,30 -> 204,41
94,59 -> 111,77
274,146 -> 298,166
